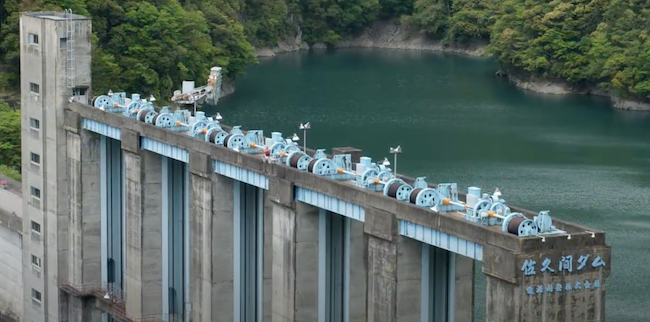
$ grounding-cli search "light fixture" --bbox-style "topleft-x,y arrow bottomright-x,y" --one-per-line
541,236 -> 546,243
291,133 -> 300,141
382,157 -> 390,166
299,122 -> 311,151
586,230 -> 596,238
103,292 -> 110,299
567,234 -> 572,240
215,112 -> 223,120
149,95 -> 156,102
107,89 -> 113,97
68,96 -> 74,103
389,145 -> 402,176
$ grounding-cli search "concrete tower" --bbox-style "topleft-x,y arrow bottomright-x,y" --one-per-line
19,11 -> 92,322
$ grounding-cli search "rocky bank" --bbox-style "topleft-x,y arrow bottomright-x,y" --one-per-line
253,20 -> 486,58
502,70 -> 650,111
254,29 -> 310,58
333,20 -> 486,56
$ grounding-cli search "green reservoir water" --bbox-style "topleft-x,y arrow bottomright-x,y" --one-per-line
212,49 -> 650,321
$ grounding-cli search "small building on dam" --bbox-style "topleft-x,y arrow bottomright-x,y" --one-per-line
2,10 -> 610,322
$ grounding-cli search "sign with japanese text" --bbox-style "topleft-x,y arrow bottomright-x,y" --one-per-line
521,253 -> 607,296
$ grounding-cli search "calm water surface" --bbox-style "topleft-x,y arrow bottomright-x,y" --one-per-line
211,49 -> 650,321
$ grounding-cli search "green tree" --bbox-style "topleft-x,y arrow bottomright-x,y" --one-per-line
401,0 -> 452,37
0,0 -> 88,88
0,100 -> 21,172
2,0 -> 650,103
235,0 -> 294,47
584,0 -> 650,99
189,0 -> 258,79
444,0 -> 497,44
379,0 -> 413,17
300,0 -> 381,44
0,0 -> 256,100
103,2 -> 217,98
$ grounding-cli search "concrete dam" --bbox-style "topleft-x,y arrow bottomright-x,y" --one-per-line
13,10 -> 610,322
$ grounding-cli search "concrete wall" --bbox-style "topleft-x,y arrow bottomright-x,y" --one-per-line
60,128 -> 102,322
20,14 -> 49,322
294,203 -> 319,321
263,190 -> 274,322
56,56 -> 609,322
0,190 -> 22,217
0,225 -> 23,322
482,243 -> 611,322
122,136 -> 165,319
59,105 -> 611,322
396,236 -> 421,322
189,152 -> 213,322
79,131 -> 102,286
66,102 -> 607,250
455,255 -> 475,322
12,9 -> 613,322
349,219 -> 367,322
0,188 -> 24,322
141,150 -> 163,316
211,173 -> 234,322
271,202 -> 296,322
20,11 -> 92,322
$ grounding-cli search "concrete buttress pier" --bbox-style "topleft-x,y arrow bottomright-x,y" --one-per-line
19,10 -> 610,322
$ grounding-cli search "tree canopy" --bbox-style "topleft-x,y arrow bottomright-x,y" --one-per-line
0,0 -> 257,98
0,100 -> 20,173
2,0 -> 649,100
489,0 -> 650,101
1,0 -> 649,178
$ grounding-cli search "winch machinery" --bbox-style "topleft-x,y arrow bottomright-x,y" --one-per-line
92,91 -> 128,113
267,132 -> 301,161
353,155 -> 566,238
461,186 -> 565,237
136,106 -> 191,132
90,89 -> 568,239
285,148 -> 355,180
123,94 -> 156,119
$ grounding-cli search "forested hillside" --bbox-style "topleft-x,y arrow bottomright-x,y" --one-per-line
2,0 -> 650,102
0,99 -> 20,181
0,0 -> 257,100
1,0 -> 650,178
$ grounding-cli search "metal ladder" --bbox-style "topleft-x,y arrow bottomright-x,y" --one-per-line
65,9 -> 76,96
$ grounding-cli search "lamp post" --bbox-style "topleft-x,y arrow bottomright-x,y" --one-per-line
215,112 -> 223,121
389,145 -> 402,176
299,122 -> 310,152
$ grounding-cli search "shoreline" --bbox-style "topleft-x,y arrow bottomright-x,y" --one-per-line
503,71 -> 650,111
243,20 -> 650,112
252,20 -> 487,59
